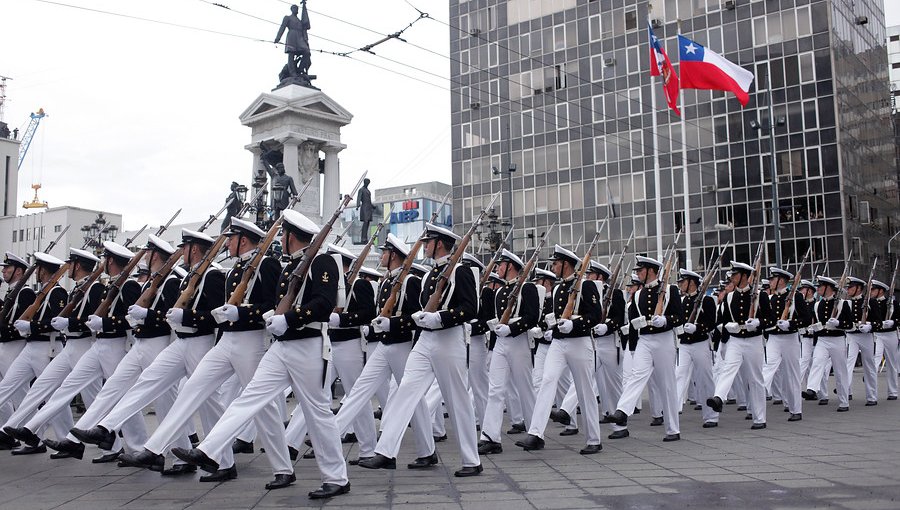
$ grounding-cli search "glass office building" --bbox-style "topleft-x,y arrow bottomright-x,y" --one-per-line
450,0 -> 898,276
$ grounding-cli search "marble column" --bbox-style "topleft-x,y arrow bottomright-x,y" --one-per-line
281,137 -> 301,190
322,144 -> 343,217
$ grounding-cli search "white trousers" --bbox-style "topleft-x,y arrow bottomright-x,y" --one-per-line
595,338 -> 627,431
528,336 -> 600,444
284,339 -> 377,458
144,330 -> 287,476
875,331 -> 900,398
199,338 -> 345,484
0,342 -> 52,410
808,336 -> 850,407
333,340 -> 433,458
426,380 -> 446,436
762,333 -> 802,414
846,332 -> 878,402
365,341 -> 392,409
0,340 -> 27,424
617,331 -> 680,435
505,367 -> 524,424
468,335 -> 489,427
675,340 -> 719,423
480,334 -> 535,444
375,326 -> 480,467
533,343 -> 579,429
621,349 -> 641,411
713,336 -> 766,424
2,337 -> 98,440
799,337 -> 814,390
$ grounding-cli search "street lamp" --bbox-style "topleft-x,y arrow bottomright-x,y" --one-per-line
751,69 -> 787,266
81,213 -> 118,256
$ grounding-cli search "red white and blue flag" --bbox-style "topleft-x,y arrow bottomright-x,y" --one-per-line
677,34 -> 754,106
648,23 -> 680,116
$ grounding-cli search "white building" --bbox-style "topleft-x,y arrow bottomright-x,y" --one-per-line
890,25 -> 900,112
0,132 -> 19,217
0,206 -> 123,263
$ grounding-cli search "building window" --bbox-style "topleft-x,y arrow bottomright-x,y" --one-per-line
12,231 -> 16,243
624,8 -> 637,31
590,55 -> 604,82
53,224 -> 62,233
589,15 -> 602,41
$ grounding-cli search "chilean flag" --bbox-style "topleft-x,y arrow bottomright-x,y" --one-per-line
648,24 -> 680,116
678,35 -> 754,106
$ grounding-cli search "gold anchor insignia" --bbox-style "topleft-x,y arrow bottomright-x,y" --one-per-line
322,272 -> 330,283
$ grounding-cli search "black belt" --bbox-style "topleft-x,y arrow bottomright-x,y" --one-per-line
275,327 -> 321,341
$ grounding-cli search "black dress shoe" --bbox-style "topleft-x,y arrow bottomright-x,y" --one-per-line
818,399 -> 830,406
707,397 -> 724,413
288,446 -> 299,461
433,434 -> 447,442
736,405 -> 748,411
765,396 -> 772,401
702,421 -> 718,428
650,416 -> 664,426
6,426 -> 40,447
12,444 -> 46,455
802,389 -> 818,400
608,429 -> 629,439
865,401 -> 877,406
663,434 -> 680,442
304,438 -> 312,447
43,439 -> 84,460
550,409 -> 572,426
600,410 -> 628,426
188,433 -> 200,447
357,453 -> 396,469
373,408 -> 383,420
516,434 -> 545,451
478,440 -> 503,454
0,430 -> 19,450
693,404 -> 702,410
308,482 -> 351,499
559,428 -> 579,436
162,464 -> 197,476
888,396 -> 898,401
232,438 -> 254,454
172,447 -> 219,473
92,449 -> 123,464
788,413 -> 802,422
50,450 -> 75,459
750,423 -> 766,430
836,406 -> 849,412
199,465 -> 237,482
772,399 -> 783,405
506,422 -> 526,434
725,399 -> 737,405
633,408 -> 641,414
118,449 -> 164,471
70,426 -> 116,451
408,452 -> 439,468
265,472 -> 296,490
454,464 -> 483,477
348,456 -> 371,466
341,433 -> 358,444
302,449 -> 316,459
745,414 -> 753,420
579,444 -> 602,455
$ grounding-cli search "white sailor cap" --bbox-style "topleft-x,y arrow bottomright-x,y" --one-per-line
1,251 -> 28,269
730,261 -> 754,274
497,249 -> 524,270
103,241 -> 134,262
147,235 -> 176,256
633,255 -> 662,271
379,233 -> 410,257
677,269 -> 702,282
847,276 -> 866,287
628,272 -> 643,285
68,247 -> 100,265
462,253 -> 485,270
135,260 -> 150,276
760,278 -> 770,288
588,261 -> 611,279
282,210 -> 320,237
180,228 -> 215,247
224,217 -> 266,241
326,243 -> 356,263
872,280 -> 889,291
799,279 -> 815,289
422,223 -> 460,243
768,267 -> 793,280
816,276 -> 838,288
358,266 -> 382,280
487,272 -> 505,285
533,267 -> 557,281
33,252 -> 64,268
550,245 -> 579,265
410,263 -> 429,277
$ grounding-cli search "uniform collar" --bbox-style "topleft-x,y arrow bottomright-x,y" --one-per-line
76,275 -> 90,286
877,296 -> 887,301
237,249 -> 256,263
736,284 -> 751,293
389,267 -> 403,277
684,290 -> 698,298
645,279 -> 660,289
434,254 -> 450,265
774,287 -> 788,296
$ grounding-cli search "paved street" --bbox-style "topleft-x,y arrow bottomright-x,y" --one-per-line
1,370 -> 899,509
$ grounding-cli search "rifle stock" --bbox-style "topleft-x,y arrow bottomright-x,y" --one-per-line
600,231 -> 634,322
780,247 -> 812,322
1,226 -> 70,322
688,242 -> 730,324
860,257 -> 879,324
561,232 -> 602,320
335,220 -> 388,313
830,251 -> 854,320
747,239 -> 766,319
17,262 -> 72,322
653,229 -> 684,317
499,224 -> 555,325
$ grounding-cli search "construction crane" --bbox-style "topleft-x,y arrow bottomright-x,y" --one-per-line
19,109 -> 48,209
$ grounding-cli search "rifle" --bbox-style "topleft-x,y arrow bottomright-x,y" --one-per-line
227,179 -> 315,306
58,227 -> 145,319
93,209 -> 181,318
421,193 -> 501,314
17,261 -> 72,322
499,224 -> 555,325
376,192 -> 452,318
600,230 -> 634,322
332,222 -> 353,246
560,231 -> 602,320
887,260 -> 899,321
480,228 -> 514,286
653,228 -> 684,317
274,173 -> 368,314
860,256 -> 879,324
172,186 -> 268,310
336,215 -> 389,312
780,246 -> 812,322
829,250 -> 854,320
1,225 -> 70,323
688,242 -> 731,324
747,238 -> 767,319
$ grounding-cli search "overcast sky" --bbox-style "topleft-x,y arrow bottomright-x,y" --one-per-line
2,1 -> 899,230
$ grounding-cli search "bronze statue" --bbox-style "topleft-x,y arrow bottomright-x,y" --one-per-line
356,178 -> 374,243
221,181 -> 245,231
271,163 -> 298,218
275,2 -> 315,88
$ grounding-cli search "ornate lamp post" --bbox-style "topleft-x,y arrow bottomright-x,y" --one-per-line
81,213 -> 118,255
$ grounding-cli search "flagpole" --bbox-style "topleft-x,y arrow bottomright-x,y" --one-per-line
651,73 -> 664,260
678,20 -> 692,270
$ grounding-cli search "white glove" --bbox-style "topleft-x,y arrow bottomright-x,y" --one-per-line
414,311 -> 443,330
825,317 -> 841,330
809,322 -> 824,333
13,320 -> 31,336
361,325 -> 370,337
630,316 -> 648,330
725,322 -> 741,334
495,324 -> 512,337
543,312 -> 557,328
328,312 -> 341,328
127,305 -> 148,320
682,322 -> 697,334
86,315 -> 104,332
50,317 -> 69,332
745,318 -> 760,332
884,320 -> 895,329
486,318 -> 500,332
858,322 -> 872,333
211,304 -> 239,324
557,319 -> 573,334
265,314 -> 288,336
777,320 -> 791,332
543,330 -> 553,342
372,316 -> 391,333
529,326 -> 543,339
593,323 -> 609,337
166,308 -> 184,326
650,315 -> 667,328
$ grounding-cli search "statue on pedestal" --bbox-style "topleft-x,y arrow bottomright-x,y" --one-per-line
356,178 -> 374,243
221,181 -> 245,231
270,163 -> 298,218
275,2 -> 316,89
